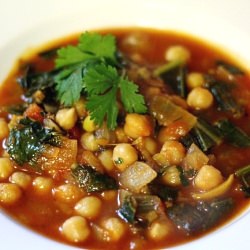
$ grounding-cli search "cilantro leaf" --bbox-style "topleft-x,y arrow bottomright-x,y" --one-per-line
78,32 -> 116,62
83,63 -> 147,129
84,64 -> 118,95
55,32 -> 116,68
119,78 -> 147,113
55,46 -> 91,68
54,31 -> 147,129
84,63 -> 119,129
86,87 -> 119,130
55,66 -> 83,106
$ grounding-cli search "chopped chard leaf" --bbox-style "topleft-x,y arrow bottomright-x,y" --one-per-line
235,165 -> 250,197
167,198 -> 234,234
216,60 -> 245,75
148,183 -> 178,201
181,118 -> 223,152
117,190 -> 137,223
205,75 -> 243,118
6,117 -> 61,166
72,164 -> 118,192
177,166 -> 189,186
117,190 -> 163,225
215,119 -> 250,147
156,61 -> 187,98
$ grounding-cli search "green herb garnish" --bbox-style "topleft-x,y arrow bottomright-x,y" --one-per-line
55,32 -> 147,129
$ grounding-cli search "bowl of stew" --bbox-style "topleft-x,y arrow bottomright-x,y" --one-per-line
0,0 -> 250,249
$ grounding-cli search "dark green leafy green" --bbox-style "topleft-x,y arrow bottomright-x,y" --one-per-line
167,198 -> 234,234
117,190 -> 164,225
148,183 -> 178,201
215,119 -> 250,147
181,118 -> 222,152
117,190 -> 137,223
216,60 -> 245,75
156,61 -> 187,98
177,166 -> 190,186
6,118 -> 61,166
205,75 -> 243,117
17,67 -> 57,99
235,165 -> 250,197
72,164 -> 118,192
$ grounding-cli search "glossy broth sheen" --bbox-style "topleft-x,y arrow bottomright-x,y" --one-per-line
0,28 -> 250,249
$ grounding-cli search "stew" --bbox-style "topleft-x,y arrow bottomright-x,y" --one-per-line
0,28 -> 250,249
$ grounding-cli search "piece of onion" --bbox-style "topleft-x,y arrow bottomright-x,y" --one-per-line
191,174 -> 234,200
182,143 -> 209,170
119,161 -> 157,193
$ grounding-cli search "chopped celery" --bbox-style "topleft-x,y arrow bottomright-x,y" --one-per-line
149,95 -> 197,132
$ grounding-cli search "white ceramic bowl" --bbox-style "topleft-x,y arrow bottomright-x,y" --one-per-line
0,0 -> 250,249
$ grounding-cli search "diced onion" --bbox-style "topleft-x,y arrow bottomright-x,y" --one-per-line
192,174 -> 234,200
119,161 -> 157,193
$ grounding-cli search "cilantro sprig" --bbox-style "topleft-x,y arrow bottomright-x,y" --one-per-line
55,32 -> 147,129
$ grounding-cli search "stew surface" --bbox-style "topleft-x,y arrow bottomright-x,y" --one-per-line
0,28 -> 250,249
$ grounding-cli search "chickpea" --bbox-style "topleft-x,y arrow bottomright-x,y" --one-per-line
0,183 -> 22,205
187,72 -> 205,89
82,115 -> 96,132
61,216 -> 90,243
10,172 -> 32,189
101,217 -> 126,241
187,87 -> 213,110
162,166 -> 181,186
55,108 -> 78,130
115,127 -> 129,143
0,158 -> 14,180
113,143 -> 138,171
165,45 -> 190,63
75,196 -> 102,219
144,137 -> 158,155
0,118 -> 9,140
74,97 -> 87,118
155,141 -> 186,166
124,114 -> 153,139
32,176 -> 53,195
147,221 -> 171,241
194,165 -> 223,191
53,184 -> 83,204
80,132 -> 99,151
98,150 -> 115,171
